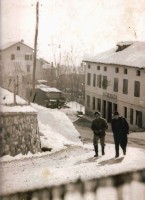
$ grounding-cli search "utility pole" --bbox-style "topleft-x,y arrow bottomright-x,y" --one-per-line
13,78 -> 16,105
32,1 -> 39,102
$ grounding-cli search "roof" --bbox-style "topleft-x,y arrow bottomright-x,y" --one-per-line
37,80 -> 48,83
35,84 -> 62,93
39,58 -> 50,64
83,41 -> 145,68
0,40 -> 33,51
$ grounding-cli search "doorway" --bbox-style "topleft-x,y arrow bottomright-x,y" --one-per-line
107,102 -> 112,122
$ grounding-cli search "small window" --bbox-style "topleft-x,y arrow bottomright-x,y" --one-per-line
124,69 -> 128,74
104,66 -> 107,71
11,54 -> 15,60
88,64 -> 91,69
136,70 -> 141,76
17,46 -> 20,50
115,67 -> 119,73
97,66 -> 100,70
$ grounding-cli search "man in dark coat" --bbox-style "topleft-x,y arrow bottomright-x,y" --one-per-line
111,111 -> 129,158
91,111 -> 108,157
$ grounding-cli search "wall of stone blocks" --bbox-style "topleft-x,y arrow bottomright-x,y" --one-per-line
0,112 -> 41,156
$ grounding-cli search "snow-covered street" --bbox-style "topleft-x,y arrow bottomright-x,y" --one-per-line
1,143 -> 145,196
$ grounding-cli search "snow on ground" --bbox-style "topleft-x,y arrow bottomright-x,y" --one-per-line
0,87 -> 27,105
31,103 -> 82,151
1,88 -> 145,196
0,87 -> 36,112
61,101 -> 85,122
1,143 -> 145,196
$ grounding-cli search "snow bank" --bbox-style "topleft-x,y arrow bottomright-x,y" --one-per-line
31,103 -> 82,151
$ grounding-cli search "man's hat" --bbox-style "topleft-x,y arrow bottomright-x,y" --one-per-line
114,111 -> 119,116
94,111 -> 100,116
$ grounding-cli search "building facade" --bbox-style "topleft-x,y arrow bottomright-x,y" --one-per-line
83,41 -> 145,130
0,40 -> 48,100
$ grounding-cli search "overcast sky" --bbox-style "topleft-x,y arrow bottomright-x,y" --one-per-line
1,0 -> 145,65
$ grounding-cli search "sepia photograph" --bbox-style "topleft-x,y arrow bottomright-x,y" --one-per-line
0,0 -> 145,199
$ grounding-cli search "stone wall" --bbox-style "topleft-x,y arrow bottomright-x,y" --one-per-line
0,111 -> 41,156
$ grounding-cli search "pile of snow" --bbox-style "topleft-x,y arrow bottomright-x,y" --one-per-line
31,103 -> 82,151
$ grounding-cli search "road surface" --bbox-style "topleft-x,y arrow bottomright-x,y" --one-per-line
74,118 -> 145,149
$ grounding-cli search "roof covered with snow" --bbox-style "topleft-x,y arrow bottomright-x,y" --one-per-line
83,41 -> 145,68
36,84 -> 62,93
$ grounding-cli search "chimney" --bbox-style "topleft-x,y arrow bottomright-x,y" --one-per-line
116,41 -> 133,52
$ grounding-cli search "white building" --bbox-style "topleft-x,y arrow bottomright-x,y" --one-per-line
0,40 -> 49,99
83,41 -> 145,130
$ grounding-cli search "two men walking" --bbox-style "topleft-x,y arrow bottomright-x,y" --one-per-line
91,111 -> 129,158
